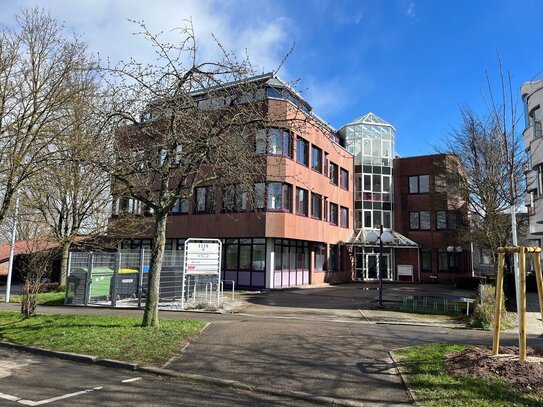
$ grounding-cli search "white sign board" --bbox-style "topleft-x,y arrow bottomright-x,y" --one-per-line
185,242 -> 221,275
397,265 -> 414,282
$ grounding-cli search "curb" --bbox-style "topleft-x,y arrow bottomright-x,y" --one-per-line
388,349 -> 420,406
0,341 -> 365,407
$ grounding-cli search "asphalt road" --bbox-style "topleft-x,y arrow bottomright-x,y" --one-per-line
0,283 -> 540,406
0,349 -> 315,407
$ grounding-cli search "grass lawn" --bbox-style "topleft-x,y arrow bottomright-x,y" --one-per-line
9,291 -> 65,305
0,311 -> 205,366
394,344 -> 543,407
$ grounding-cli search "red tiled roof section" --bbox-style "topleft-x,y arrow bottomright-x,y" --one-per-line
0,240 -> 60,262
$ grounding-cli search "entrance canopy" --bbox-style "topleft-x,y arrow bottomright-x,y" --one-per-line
345,229 -> 419,248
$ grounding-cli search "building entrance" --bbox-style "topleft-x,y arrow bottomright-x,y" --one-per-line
354,247 -> 392,281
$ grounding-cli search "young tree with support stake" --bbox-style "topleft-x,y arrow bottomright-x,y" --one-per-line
100,21 -> 300,327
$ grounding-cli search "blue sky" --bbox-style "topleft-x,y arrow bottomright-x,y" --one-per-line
1,0 -> 542,157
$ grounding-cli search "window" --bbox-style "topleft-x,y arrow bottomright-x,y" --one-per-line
529,106 -> 542,138
315,244 -> 327,272
324,152 -> 329,177
330,162 -> 338,185
363,174 -> 371,191
480,248 -> 493,265
311,145 -> 322,173
256,128 -> 292,157
323,197 -> 328,221
340,206 -> 349,228
253,183 -> 266,209
436,211 -> 447,230
409,175 -> 430,194
311,193 -> 322,219
340,168 -> 349,190
223,184 -> 247,211
421,249 -> 432,271
436,210 -> 458,230
296,137 -> 309,166
410,211 -> 430,230
447,212 -> 458,230
329,203 -> 338,225
120,198 -> 141,214
267,182 -> 292,211
329,245 -> 339,272
267,182 -> 282,210
171,197 -> 189,214
438,250 -> 449,271
195,186 -> 215,213
296,187 -> 308,216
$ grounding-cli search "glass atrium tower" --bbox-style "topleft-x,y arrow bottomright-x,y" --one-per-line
340,113 -> 407,280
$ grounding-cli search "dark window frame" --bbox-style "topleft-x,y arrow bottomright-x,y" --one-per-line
340,168 -> 349,190
296,187 -> 309,216
311,145 -> 323,173
296,137 -> 309,166
408,175 -> 430,194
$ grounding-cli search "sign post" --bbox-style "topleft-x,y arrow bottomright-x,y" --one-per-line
181,238 -> 222,309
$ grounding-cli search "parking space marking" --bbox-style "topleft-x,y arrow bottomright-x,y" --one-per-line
0,391 -> 21,402
121,377 -> 141,383
16,387 -> 103,406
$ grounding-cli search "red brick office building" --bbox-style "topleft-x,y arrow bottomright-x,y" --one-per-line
114,74 -> 472,288
393,154 -> 472,283
115,74 -> 353,289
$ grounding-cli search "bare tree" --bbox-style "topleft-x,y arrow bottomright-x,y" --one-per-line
0,8 -> 93,224
24,73 -> 112,286
100,21 -> 300,327
438,61 -> 524,265
19,240 -> 57,316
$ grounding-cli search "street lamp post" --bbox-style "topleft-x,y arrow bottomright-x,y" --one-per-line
367,225 -> 394,307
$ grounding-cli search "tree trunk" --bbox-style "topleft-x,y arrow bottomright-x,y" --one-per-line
59,241 -> 71,287
142,213 -> 168,327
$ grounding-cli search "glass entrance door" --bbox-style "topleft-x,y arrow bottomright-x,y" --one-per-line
364,253 -> 391,280
366,254 -> 378,279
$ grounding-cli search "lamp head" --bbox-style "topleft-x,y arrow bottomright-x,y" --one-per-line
381,231 -> 394,244
366,230 -> 379,244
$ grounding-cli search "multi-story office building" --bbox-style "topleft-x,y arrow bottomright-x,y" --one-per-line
115,74 -> 354,289
522,79 -> 543,241
114,74 -> 472,288
394,154 -> 471,283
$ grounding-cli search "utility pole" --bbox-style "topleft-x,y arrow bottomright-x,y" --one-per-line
6,194 -> 20,303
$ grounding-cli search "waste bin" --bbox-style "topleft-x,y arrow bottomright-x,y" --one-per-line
89,267 -> 114,299
112,270 -> 139,299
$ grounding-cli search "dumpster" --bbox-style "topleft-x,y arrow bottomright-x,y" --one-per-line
89,267 -> 114,299
66,268 -> 88,304
112,270 -> 139,299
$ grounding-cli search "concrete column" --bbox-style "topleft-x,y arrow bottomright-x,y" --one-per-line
265,238 -> 275,289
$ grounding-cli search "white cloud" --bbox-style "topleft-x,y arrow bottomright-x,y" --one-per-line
0,0 -> 291,72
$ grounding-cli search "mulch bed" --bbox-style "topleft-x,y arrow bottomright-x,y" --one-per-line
445,345 -> 543,392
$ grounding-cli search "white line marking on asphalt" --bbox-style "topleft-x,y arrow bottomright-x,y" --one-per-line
17,386 -> 103,406
0,391 -> 21,401
122,377 -> 142,383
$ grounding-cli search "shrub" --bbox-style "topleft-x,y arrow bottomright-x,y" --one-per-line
469,284 -> 515,330
455,276 -> 484,290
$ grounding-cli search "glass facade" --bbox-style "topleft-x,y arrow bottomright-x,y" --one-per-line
341,113 -> 396,280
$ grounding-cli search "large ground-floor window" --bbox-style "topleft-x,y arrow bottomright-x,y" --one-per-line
223,238 -> 266,288
273,239 -> 310,288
